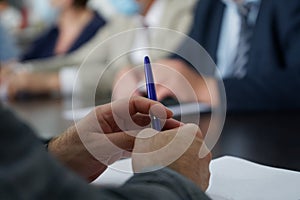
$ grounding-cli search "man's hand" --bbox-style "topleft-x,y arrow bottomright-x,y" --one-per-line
132,124 -> 211,191
48,97 -> 182,182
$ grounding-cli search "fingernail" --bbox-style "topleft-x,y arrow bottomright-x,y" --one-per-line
165,107 -> 173,114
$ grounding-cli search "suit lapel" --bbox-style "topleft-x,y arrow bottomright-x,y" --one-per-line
247,0 -> 268,71
203,0 -> 226,63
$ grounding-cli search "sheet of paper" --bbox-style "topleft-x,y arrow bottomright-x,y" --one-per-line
206,156 -> 300,200
92,158 -> 133,187
92,156 -> 300,200
63,102 -> 210,121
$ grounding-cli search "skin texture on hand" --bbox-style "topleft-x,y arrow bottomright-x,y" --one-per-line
48,125 -> 108,182
48,97 -> 182,182
132,124 -> 211,191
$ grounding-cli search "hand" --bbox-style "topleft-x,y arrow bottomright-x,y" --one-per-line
6,71 -> 59,99
48,96 -> 182,182
132,124 -> 211,191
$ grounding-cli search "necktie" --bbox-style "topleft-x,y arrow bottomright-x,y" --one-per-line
232,1 -> 259,78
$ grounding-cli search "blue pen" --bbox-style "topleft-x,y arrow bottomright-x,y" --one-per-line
144,56 -> 162,131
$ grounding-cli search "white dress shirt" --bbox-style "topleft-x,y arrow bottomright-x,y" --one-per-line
59,66 -> 78,96
130,0 -> 166,65
216,0 -> 260,78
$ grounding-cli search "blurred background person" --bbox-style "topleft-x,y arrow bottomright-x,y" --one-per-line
3,0 -> 197,101
0,25 -> 19,65
21,0 -> 106,61
113,0 -> 300,111
0,0 -> 22,35
0,24 -> 19,100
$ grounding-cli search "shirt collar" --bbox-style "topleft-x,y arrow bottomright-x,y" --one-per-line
143,0 -> 166,27
221,0 -> 261,6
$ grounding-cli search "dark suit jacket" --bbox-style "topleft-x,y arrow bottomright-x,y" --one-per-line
182,0 -> 300,111
0,105 -> 210,200
21,11 -> 106,61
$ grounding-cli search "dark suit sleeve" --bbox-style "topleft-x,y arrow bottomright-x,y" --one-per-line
0,107 -> 210,200
170,0 -> 217,77
0,107 -> 104,200
100,169 -> 211,200
223,1 -> 300,111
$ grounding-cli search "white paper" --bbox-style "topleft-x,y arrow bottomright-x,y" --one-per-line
92,158 -> 133,187
92,156 -> 300,200
207,156 -> 300,200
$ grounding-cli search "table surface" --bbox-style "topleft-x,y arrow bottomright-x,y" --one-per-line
6,98 -> 300,172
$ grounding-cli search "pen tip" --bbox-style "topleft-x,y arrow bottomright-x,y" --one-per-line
144,56 -> 150,63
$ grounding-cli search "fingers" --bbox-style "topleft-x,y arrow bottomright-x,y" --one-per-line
162,118 -> 183,130
132,124 -> 205,173
131,113 -> 151,127
95,97 -> 175,133
115,113 -> 182,132
106,96 -> 173,123
129,96 -> 173,117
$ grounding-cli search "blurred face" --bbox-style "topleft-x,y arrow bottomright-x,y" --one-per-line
136,0 -> 154,14
50,0 -> 72,10
110,0 -> 154,16
136,0 -> 151,5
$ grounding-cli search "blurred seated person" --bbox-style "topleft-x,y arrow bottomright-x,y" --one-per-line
4,0 -> 197,100
0,24 -> 19,66
0,0 -> 22,35
0,96 -> 211,199
0,24 -> 19,100
21,0 -> 106,61
113,0 -> 300,111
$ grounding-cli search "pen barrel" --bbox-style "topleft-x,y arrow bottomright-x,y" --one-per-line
150,115 -> 161,131
144,56 -> 160,131
146,83 -> 158,101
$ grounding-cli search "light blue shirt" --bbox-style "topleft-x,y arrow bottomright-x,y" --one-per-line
0,25 -> 19,63
216,0 -> 261,78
